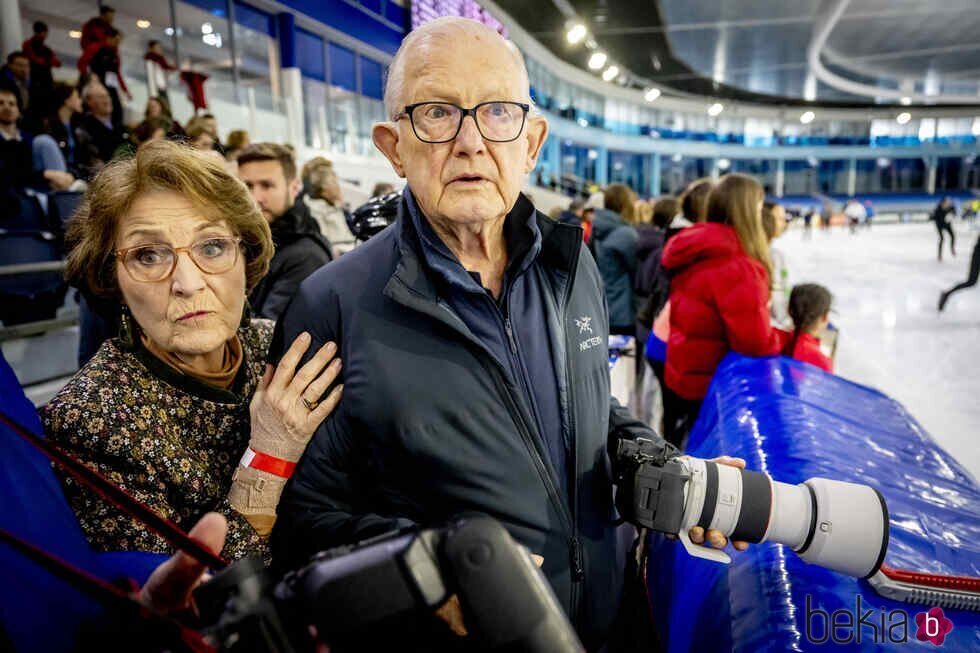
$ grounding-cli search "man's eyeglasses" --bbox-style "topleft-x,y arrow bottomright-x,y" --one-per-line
115,237 -> 242,282
394,101 -> 530,144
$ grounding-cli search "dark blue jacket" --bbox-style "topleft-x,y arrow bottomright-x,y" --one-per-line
270,192 -> 675,648
591,208 -> 638,329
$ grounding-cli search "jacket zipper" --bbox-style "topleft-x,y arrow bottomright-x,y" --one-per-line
559,242 -> 585,623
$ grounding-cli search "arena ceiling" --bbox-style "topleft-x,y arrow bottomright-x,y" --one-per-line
496,0 -> 980,108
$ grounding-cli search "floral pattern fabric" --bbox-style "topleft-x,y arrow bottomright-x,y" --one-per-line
42,320 -> 274,560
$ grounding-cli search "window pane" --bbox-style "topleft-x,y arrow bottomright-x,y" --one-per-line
303,77 -> 329,148
328,43 -> 356,92
359,56 -> 383,101
296,29 -> 326,81
174,0 -> 235,106
231,6 -> 278,111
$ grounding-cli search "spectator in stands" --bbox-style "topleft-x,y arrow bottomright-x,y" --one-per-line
225,129 -> 250,160
84,28 -> 131,127
185,118 -> 216,151
370,181 -> 395,197
762,201 -> 790,327
21,21 -> 61,116
782,284 -> 833,373
938,234 -> 980,312
201,113 -> 226,156
592,182 -> 640,335
113,115 -> 172,158
0,52 -> 31,115
144,94 -> 184,138
661,173 -> 781,447
0,87 -> 75,205
45,140 -> 343,558
81,5 -> 116,53
677,177 -> 711,227
932,196 -> 957,261
75,82 -> 126,178
35,82 -> 83,177
270,19 -> 747,650
301,157 -> 356,257
556,195 -> 586,227
238,143 -> 332,320
143,40 -> 175,101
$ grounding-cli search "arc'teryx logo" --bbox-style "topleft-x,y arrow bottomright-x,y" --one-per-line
574,316 -> 593,334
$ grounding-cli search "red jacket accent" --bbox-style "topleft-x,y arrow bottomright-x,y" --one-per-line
662,222 -> 780,399
22,36 -> 60,68
780,331 -> 833,373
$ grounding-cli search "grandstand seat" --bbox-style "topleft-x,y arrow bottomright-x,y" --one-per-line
0,191 -> 48,232
0,229 -> 68,326
646,354 -> 979,652
0,350 -> 167,652
47,191 -> 85,232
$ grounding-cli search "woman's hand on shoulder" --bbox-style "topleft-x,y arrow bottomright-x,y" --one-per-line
248,332 -> 343,461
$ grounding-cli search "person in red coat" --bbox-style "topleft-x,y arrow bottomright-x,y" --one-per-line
782,283 -> 834,373
660,173 -> 781,447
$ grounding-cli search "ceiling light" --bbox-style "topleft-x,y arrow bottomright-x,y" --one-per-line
69,30 -> 82,38
577,118 -> 588,128
165,27 -> 174,36
877,157 -> 891,168
202,22 -> 213,35
672,153 -> 683,162
587,149 -> 599,160
588,52 -> 607,70
896,112 -> 911,125
900,97 -> 911,106
806,157 -> 818,167
972,118 -> 980,136
602,66 -> 619,82
800,111 -> 815,124
717,158 -> 731,171
707,102 -> 724,117
566,23 -> 587,45
644,88 -> 661,102
137,19 -> 151,29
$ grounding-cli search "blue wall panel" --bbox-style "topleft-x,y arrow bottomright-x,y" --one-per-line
329,42 -> 357,92
296,28 -> 326,80
360,57 -> 384,100
282,0 -> 405,55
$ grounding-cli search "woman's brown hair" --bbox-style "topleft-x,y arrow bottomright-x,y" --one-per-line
678,178 -> 713,223
706,173 -> 772,280
603,183 -> 637,224
65,140 -> 273,298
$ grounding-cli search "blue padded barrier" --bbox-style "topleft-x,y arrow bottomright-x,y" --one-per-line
647,353 -> 979,652
0,352 -> 166,652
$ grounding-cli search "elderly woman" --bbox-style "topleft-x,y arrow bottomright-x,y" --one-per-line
300,156 -> 356,257
43,140 -> 343,559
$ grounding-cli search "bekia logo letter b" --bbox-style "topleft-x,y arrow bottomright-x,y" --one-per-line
915,607 -> 953,646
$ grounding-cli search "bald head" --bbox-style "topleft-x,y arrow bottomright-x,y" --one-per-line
384,17 -> 532,120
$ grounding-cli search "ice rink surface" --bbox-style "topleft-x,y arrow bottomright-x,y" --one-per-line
777,221 -> 979,481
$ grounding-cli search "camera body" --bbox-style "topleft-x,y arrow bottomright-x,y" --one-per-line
195,516 -> 583,652
615,438 -> 889,578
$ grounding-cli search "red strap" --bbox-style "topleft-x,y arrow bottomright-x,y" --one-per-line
879,563 -> 980,592
241,447 -> 296,478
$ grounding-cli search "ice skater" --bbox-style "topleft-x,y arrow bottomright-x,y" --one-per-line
931,197 -> 957,261
938,234 -> 980,311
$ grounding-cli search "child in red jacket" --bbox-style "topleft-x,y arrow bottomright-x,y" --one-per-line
783,284 -> 834,373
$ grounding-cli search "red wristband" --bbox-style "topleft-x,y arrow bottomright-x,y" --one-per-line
239,447 -> 297,478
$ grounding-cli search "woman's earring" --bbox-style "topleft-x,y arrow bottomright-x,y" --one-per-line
240,298 -> 252,329
118,304 -> 136,350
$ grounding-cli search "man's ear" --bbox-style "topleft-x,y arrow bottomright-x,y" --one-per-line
523,115 -> 548,175
288,175 -> 302,201
373,122 -> 406,178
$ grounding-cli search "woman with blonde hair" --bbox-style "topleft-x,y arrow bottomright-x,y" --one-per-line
44,141 -> 343,559
659,173 -> 780,446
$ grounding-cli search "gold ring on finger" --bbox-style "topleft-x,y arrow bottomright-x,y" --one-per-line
302,396 -> 318,411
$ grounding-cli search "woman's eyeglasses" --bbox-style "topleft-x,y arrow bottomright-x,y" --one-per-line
115,237 -> 242,282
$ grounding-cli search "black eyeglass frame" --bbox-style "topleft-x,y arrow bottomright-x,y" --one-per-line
394,101 -> 531,144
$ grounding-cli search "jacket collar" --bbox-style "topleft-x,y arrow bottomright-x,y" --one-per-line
270,198 -> 332,254
387,188 -> 581,305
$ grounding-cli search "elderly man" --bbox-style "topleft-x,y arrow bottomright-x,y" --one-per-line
271,17 -> 743,650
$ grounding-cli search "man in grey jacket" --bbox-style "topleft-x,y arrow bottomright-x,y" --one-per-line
270,17 -> 745,650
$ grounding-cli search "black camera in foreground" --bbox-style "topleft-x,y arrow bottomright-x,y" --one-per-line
194,516 -> 584,653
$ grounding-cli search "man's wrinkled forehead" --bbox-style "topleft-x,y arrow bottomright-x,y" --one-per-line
401,37 -> 526,104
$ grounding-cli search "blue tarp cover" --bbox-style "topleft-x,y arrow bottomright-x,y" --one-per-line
647,354 -> 979,652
